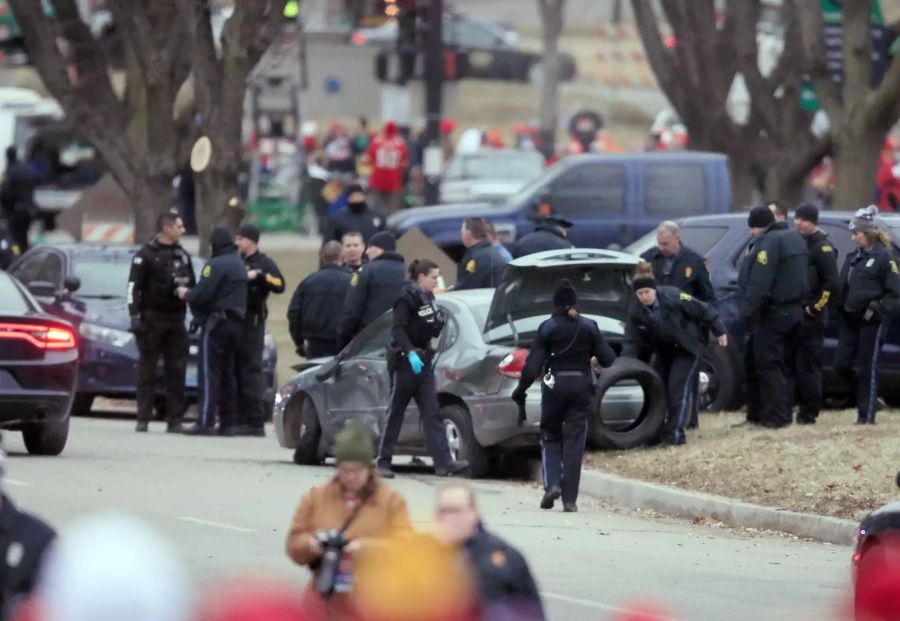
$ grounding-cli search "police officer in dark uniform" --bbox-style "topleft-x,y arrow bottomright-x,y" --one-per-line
623,266 -> 728,445
338,231 -> 406,347
323,183 -> 383,243
287,240 -> 352,358
377,259 -> 468,479
455,218 -> 508,290
178,226 -> 248,436
511,215 -> 573,259
511,279 -> 617,512
739,206 -> 807,428
127,212 -> 195,433
792,203 -> 840,425
234,224 -> 285,436
0,147 -> 38,253
835,206 -> 900,424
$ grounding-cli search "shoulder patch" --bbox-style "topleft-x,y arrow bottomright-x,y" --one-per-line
756,250 -> 768,265
891,260 -> 899,275
821,245 -> 833,253
133,256 -> 143,265
684,265 -> 693,279
679,292 -> 693,301
201,264 -> 211,278
465,259 -> 476,273
350,271 -> 360,287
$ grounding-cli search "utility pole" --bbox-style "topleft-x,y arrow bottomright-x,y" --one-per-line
422,0 -> 444,206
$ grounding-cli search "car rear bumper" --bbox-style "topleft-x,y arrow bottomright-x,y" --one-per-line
0,356 -> 76,426
0,389 -> 73,426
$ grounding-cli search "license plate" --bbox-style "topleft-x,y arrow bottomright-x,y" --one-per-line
186,365 -> 198,388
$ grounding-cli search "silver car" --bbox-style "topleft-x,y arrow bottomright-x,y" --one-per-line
440,149 -> 546,205
274,249 -> 666,477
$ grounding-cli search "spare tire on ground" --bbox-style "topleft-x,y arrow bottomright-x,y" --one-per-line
589,357 -> 667,450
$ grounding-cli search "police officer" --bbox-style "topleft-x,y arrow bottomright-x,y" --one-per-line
338,231 -> 406,347
0,147 -> 38,253
323,183 -> 383,243
127,212 -> 195,433
622,266 -> 728,445
792,203 -> 840,425
511,279 -> 617,512
835,206 -> 900,424
177,226 -> 248,436
455,217 -> 507,290
377,259 -> 468,479
341,230 -> 365,272
287,240 -> 352,358
511,215 -> 573,259
739,206 -> 807,428
234,224 -> 285,436
0,217 -> 19,270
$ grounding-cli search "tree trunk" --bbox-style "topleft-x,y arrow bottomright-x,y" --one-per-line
130,172 -> 176,243
538,0 -> 564,160
832,122 -> 884,211
728,152 -> 759,211
766,164 -> 806,207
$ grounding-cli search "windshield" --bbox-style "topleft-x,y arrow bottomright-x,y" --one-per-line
73,258 -> 133,298
446,152 -> 544,181
503,159 -> 564,206
0,277 -> 29,313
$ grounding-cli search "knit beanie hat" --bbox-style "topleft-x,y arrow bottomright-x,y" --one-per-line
333,420 -> 374,465
368,231 -> 396,252
850,205 -> 878,233
747,206 -> 775,228
553,278 -> 577,308
209,226 -> 234,254
794,202 -> 819,225
632,276 -> 657,292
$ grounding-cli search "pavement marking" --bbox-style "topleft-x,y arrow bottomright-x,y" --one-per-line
6,479 -> 29,487
541,592 -> 629,613
177,516 -> 256,534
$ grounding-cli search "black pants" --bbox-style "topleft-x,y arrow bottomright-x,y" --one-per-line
794,315 -> 825,423
835,318 -> 885,423
377,355 -> 451,470
235,316 -> 265,428
306,338 -> 341,359
654,348 -> 700,444
745,305 -> 801,427
540,373 -> 591,505
686,368 -> 701,429
6,210 -> 30,253
135,313 -> 188,424
198,316 -> 243,429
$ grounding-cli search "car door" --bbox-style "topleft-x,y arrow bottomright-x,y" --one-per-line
449,17 -> 515,80
8,251 -> 49,296
547,161 -> 629,248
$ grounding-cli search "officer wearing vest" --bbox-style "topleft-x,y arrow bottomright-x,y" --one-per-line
623,268 -> 728,446
739,206 -> 807,428
234,224 -> 285,436
127,212 -> 196,433
338,231 -> 406,347
511,215 -> 574,259
511,279 -> 617,512
177,226 -> 248,436
792,203 -> 840,425
455,217 -> 508,290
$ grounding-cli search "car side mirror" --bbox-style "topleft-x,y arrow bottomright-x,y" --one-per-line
27,280 -> 58,298
63,276 -> 81,293
314,356 -> 342,382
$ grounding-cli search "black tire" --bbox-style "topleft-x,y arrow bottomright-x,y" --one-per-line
589,358 -> 667,450
293,396 -> 323,465
699,342 -> 741,412
440,404 -> 490,478
23,418 -> 69,456
71,394 -> 94,417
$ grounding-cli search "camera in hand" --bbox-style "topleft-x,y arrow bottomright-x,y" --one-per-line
314,529 -> 350,598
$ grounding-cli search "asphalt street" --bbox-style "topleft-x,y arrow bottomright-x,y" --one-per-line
4,416 -> 852,621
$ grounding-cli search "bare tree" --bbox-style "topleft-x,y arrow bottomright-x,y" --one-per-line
795,0 -> 900,209
537,0 -> 565,159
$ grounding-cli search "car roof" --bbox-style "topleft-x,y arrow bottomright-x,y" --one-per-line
509,248 -> 640,268
438,289 -> 494,304
27,243 -> 140,256
559,152 -> 726,166
675,210 -> 900,227
457,149 -> 543,159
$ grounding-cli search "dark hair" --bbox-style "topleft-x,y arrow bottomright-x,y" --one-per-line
409,258 -> 439,280
463,217 -> 488,240
341,230 -> 364,243
320,240 -> 343,265
156,212 -> 181,232
767,200 -> 789,218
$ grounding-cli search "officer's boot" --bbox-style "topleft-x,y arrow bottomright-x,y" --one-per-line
540,485 -> 562,510
435,460 -> 469,477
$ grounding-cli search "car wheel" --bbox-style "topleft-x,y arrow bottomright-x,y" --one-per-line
22,418 -> 70,456
699,343 -> 740,412
71,394 -> 94,417
589,358 -> 667,450
440,404 -> 490,478
293,397 -> 323,466
528,61 -> 544,84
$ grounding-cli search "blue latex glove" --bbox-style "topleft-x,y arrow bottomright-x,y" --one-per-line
407,351 -> 424,375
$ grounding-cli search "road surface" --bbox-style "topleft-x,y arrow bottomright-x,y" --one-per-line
5,417 -> 851,620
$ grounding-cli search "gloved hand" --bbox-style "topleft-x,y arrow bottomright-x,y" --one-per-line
128,315 -> 143,334
407,351 -> 424,375
864,301 -> 883,322
511,385 -> 527,425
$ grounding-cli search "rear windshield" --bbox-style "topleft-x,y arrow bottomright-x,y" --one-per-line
74,257 -> 133,298
0,277 -> 29,313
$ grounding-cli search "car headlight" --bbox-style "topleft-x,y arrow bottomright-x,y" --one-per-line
79,322 -> 133,348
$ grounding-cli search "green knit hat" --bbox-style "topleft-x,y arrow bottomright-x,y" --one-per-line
333,420 -> 375,465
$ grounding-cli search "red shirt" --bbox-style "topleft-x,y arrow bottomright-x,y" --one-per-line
366,136 -> 408,192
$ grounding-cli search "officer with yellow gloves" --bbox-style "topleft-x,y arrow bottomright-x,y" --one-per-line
792,204 -> 840,425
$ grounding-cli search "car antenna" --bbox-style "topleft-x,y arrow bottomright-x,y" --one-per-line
507,308 -> 519,348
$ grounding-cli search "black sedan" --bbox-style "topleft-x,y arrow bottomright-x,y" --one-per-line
0,271 -> 77,455
7,244 -> 278,418
626,211 -> 900,410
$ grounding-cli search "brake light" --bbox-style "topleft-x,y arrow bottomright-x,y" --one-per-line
0,322 -> 77,350
498,349 -> 528,378
351,32 -> 366,45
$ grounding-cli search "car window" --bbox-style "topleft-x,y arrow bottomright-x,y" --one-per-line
550,164 -> 626,216
818,223 -> 854,263
0,276 -> 29,313
10,253 -> 46,285
36,253 -> 64,287
351,313 -> 393,358
679,226 -> 730,256
74,256 -> 132,298
645,163 -> 706,216
439,316 -> 459,352
453,20 -> 500,47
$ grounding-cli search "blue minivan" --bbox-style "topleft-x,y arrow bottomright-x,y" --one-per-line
388,152 -> 733,259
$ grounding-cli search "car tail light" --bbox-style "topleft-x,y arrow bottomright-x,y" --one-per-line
498,349 -> 528,379
0,322 -> 77,350
351,32 -> 366,45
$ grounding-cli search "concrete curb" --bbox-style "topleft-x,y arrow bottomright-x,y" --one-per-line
579,470 -> 857,546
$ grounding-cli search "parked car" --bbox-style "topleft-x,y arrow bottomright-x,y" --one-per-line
0,270 -> 77,455
853,472 -> 900,612
440,149 -> 546,205
352,13 -> 576,83
389,152 -> 733,261
7,244 -> 278,418
625,211 -> 900,410
274,249 -> 668,477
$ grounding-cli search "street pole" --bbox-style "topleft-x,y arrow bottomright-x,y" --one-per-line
293,15 -> 312,232
422,0 -> 443,206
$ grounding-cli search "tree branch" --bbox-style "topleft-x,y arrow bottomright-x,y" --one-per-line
177,0 -> 220,116
793,0 -> 843,121
867,54 -> 900,128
